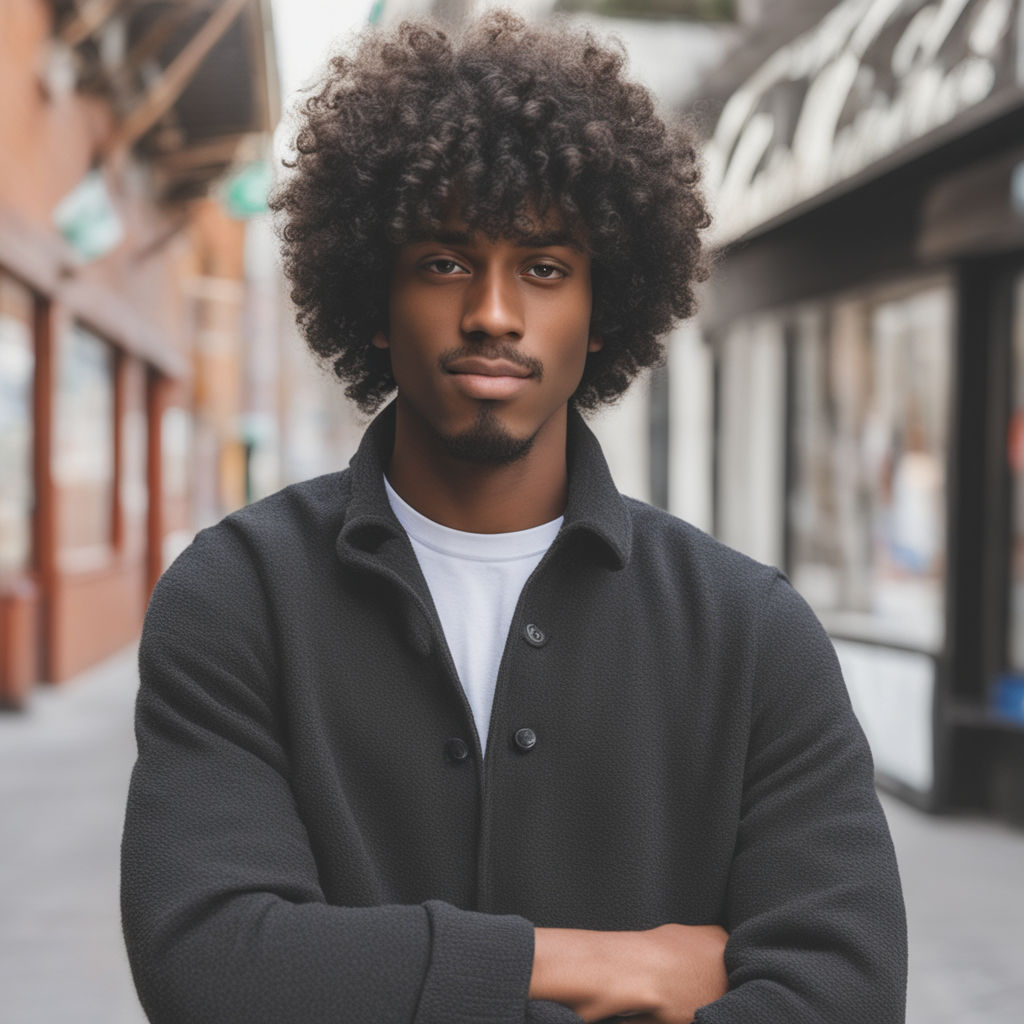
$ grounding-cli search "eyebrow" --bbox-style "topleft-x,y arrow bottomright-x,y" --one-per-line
409,228 -> 585,251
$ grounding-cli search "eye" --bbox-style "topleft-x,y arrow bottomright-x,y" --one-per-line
524,263 -> 565,280
423,258 -> 467,275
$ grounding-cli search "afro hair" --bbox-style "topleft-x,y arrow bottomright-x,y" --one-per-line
270,8 -> 710,414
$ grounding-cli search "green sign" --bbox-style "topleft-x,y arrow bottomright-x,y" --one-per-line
53,169 -> 124,263
223,161 -> 272,219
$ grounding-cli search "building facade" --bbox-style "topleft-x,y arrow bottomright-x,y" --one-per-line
0,0 -> 279,703
677,0 -> 1024,822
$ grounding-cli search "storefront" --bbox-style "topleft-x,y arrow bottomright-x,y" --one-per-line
680,0 -> 1024,819
0,0 -> 278,705
0,213 -> 191,702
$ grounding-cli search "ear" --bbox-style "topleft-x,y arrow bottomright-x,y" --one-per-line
371,330 -> 389,350
587,334 -> 603,353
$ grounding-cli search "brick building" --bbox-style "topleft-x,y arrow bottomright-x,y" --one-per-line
0,0 -> 278,702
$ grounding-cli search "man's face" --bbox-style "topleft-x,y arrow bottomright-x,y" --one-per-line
373,212 -> 602,465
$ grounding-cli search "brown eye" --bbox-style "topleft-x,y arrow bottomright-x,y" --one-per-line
525,263 -> 564,280
424,258 -> 466,275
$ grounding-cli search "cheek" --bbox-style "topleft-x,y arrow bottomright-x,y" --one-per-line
390,280 -> 454,335
545,337 -> 594,397
555,313 -> 597,371
387,298 -> 449,371
539,289 -> 593,360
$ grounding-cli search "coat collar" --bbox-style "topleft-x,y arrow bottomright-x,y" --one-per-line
336,401 -> 631,570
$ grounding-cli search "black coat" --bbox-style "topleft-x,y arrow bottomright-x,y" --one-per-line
122,404 -> 906,1024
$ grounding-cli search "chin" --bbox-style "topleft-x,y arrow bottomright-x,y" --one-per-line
438,406 -> 536,465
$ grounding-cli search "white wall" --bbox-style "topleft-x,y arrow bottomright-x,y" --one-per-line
716,317 -> 787,567
667,322 -> 713,533
585,372 -> 652,504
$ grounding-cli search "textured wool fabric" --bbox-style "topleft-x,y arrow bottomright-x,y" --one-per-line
121,403 -> 907,1024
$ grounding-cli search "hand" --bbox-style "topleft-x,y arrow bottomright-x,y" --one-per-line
530,923 -> 728,1024
612,924 -> 729,1024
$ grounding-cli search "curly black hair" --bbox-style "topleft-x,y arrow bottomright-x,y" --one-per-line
271,9 -> 710,414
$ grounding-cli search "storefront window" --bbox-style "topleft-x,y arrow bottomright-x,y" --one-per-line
0,274 -> 35,577
1009,275 -> 1024,670
789,282 -> 953,651
54,324 -> 115,567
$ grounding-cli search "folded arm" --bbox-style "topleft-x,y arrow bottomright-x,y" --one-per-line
531,924 -> 728,1024
694,574 -> 907,1023
121,526 -> 541,1024
532,575 -> 906,1024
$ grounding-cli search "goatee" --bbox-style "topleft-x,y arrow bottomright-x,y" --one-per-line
438,406 -> 535,465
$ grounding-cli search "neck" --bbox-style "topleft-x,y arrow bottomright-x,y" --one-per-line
386,403 -> 570,533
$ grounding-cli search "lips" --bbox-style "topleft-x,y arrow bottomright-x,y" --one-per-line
444,355 -> 536,400
445,356 -> 533,378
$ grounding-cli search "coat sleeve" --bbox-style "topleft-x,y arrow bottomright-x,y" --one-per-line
695,572 -> 907,1024
120,524 -> 549,1024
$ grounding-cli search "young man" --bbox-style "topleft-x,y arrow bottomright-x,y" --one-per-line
121,11 -> 906,1024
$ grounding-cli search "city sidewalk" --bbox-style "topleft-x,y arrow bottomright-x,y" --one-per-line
0,647 -> 145,1024
886,792 -> 1024,1024
1,647 -> 1022,1024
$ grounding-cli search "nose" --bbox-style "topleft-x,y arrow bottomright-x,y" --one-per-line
460,267 -> 524,340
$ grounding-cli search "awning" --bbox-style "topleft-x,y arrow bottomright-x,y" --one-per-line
688,0 -> 1024,246
49,0 -> 279,202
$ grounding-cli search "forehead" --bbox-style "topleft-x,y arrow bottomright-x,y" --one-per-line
406,200 -> 588,252
406,226 -> 586,254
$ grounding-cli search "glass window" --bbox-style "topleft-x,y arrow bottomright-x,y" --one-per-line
1009,275 -> 1024,670
789,282 -> 953,651
54,324 -> 115,567
0,274 -> 35,577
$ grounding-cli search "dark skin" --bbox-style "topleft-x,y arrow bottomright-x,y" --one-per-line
373,216 -> 601,533
374,215 -> 728,1021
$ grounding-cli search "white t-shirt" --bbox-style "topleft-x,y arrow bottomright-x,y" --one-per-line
384,476 -> 562,754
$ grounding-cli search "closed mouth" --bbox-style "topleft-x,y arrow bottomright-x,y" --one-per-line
445,357 -> 533,378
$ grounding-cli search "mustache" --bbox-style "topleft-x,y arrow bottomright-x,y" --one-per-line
437,344 -> 543,380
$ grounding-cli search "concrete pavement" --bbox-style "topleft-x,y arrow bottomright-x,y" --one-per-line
885,793 -> 1024,1024
1,646 -> 1022,1023
0,647 -> 145,1024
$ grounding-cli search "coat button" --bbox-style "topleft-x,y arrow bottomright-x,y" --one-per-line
445,738 -> 470,763
513,727 -> 537,752
524,623 -> 547,647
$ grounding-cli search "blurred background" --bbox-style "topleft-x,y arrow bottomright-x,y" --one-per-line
1,0 -> 1022,1021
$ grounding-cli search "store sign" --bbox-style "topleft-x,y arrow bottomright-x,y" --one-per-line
223,161 -> 272,219
705,0 -> 1023,244
833,639 -> 935,794
53,168 -> 124,263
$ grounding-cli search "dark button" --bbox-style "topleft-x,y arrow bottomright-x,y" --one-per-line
445,738 -> 470,763
513,727 -> 537,752
524,623 -> 547,647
